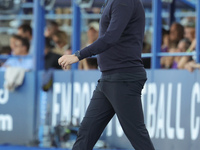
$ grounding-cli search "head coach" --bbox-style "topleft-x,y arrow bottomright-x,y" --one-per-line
58,0 -> 155,149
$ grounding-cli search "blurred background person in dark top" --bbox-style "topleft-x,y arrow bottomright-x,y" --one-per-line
79,22 -> 99,70
44,37 -> 62,70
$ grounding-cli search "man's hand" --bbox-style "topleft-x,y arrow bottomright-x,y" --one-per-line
58,55 -> 79,69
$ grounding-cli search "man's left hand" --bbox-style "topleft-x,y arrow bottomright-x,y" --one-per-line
58,55 -> 79,69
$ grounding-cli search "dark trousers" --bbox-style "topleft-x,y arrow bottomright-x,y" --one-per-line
72,79 -> 155,150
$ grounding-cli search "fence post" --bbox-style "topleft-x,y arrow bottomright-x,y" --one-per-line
152,0 -> 162,69
33,0 -> 45,70
72,0 -> 81,69
196,0 -> 200,63
33,0 -> 45,147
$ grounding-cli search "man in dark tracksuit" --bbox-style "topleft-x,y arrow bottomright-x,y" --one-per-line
58,0 -> 155,149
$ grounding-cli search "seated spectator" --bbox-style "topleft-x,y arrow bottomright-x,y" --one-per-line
169,22 -> 184,46
10,34 -> 21,53
178,39 -> 196,69
160,44 -> 177,69
18,24 -> 32,41
161,39 -> 191,69
52,30 -> 71,55
173,38 -> 191,69
79,22 -> 99,70
0,46 -> 11,67
184,21 -> 196,42
45,21 -> 59,38
161,28 -> 170,52
44,38 -> 62,70
0,36 -> 33,71
17,24 -> 33,54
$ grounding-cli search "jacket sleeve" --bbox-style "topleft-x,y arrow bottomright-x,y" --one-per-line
79,0 -> 134,60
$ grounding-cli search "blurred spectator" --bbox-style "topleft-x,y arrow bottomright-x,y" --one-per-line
10,34 -> 20,53
17,24 -> 33,54
161,39 -> 191,69
179,39 -> 197,72
184,22 -> 196,42
0,46 -> 11,67
161,29 -> 170,52
17,24 -> 32,41
173,38 -> 191,69
52,30 -> 71,55
178,39 -> 196,70
79,22 -> 99,70
45,21 -> 59,38
87,22 -> 99,45
169,22 -> 184,46
0,36 -> 33,71
41,38 -> 63,92
160,44 -> 177,69
44,38 -> 62,70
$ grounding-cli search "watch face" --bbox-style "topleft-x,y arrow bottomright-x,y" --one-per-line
75,51 -> 81,60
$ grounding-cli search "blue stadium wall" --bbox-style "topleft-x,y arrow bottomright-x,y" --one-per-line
0,70 -> 200,150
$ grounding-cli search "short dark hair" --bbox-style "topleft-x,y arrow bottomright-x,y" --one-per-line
15,36 -> 30,52
18,24 -> 32,36
11,34 -> 21,39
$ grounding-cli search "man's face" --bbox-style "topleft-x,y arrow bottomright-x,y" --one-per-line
12,40 -> 27,55
184,27 -> 195,42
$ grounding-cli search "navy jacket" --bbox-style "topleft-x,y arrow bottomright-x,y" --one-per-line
79,0 -> 145,74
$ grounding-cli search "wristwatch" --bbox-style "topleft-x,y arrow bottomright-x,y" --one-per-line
74,50 -> 81,60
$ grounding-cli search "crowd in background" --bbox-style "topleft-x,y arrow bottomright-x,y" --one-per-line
0,19 -> 99,71
0,12 -> 199,72
142,16 -> 197,72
